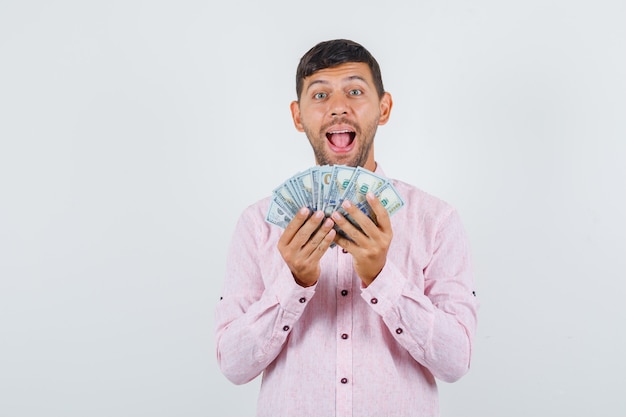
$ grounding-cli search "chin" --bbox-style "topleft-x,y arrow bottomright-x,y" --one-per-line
327,155 -> 356,167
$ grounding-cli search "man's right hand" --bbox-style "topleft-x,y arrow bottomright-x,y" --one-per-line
277,207 -> 336,287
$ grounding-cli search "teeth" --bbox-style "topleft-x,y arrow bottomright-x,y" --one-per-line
329,130 -> 351,134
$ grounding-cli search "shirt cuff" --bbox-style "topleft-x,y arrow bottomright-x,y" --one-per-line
272,262 -> 317,316
360,261 -> 405,316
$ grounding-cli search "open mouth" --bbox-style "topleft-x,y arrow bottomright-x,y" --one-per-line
326,130 -> 356,153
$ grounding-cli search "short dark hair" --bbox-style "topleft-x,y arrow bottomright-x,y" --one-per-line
295,39 -> 385,100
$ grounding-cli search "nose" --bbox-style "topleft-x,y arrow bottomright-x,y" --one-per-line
329,93 -> 349,117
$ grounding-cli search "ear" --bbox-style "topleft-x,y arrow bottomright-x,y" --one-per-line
378,92 -> 393,126
290,100 -> 305,132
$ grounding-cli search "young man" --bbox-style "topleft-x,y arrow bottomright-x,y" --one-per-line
215,39 -> 478,417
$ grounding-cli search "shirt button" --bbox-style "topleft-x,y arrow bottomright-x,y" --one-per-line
341,333 -> 349,340
283,325 -> 290,331
340,378 -> 348,384
342,248 -> 348,254
299,297 -> 306,303
396,328 -> 403,334
370,298 -> 378,304
341,290 -> 348,296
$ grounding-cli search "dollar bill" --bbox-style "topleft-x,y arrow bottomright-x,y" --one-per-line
294,168 -> 315,210
266,165 -> 405,231
272,182 -> 299,217
325,165 -> 356,215
266,200 -> 293,228
338,167 -> 387,212
317,165 -> 334,215
355,180 -> 406,223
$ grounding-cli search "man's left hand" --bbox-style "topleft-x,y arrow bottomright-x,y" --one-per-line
331,192 -> 393,287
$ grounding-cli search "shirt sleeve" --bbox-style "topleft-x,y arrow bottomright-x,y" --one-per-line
214,205 -> 316,385
361,208 -> 478,383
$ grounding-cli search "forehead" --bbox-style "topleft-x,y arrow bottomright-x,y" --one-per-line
303,62 -> 374,88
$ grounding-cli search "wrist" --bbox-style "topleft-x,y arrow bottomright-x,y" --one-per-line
293,275 -> 316,288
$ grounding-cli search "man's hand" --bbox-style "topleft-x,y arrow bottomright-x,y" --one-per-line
278,208 -> 336,287
332,192 -> 393,287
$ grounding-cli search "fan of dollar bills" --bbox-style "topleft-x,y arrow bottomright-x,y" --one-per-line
266,165 -> 405,232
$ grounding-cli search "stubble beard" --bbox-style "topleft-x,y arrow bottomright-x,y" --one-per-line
303,118 -> 379,168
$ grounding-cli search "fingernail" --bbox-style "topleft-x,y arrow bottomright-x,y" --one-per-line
299,207 -> 309,215
331,212 -> 341,221
314,210 -> 324,219
342,200 -> 352,209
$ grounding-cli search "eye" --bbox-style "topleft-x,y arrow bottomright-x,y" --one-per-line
314,92 -> 328,100
348,89 -> 363,96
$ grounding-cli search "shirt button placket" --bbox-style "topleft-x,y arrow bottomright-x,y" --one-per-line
335,246 -> 353,416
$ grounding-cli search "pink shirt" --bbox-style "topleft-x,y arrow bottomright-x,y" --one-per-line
215,166 -> 478,417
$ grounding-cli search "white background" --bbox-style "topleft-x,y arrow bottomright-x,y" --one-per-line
1,1 -> 625,416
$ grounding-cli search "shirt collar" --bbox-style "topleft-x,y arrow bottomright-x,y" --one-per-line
373,162 -> 386,177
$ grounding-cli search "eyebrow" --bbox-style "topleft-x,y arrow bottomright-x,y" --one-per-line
305,75 -> 369,93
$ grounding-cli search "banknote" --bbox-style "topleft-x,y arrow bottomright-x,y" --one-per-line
265,165 -> 405,232
326,165 -> 356,216
317,165 -> 333,212
272,182 -> 300,216
293,169 -> 315,210
354,180 -> 405,224
266,200 -> 292,228
337,167 -> 387,215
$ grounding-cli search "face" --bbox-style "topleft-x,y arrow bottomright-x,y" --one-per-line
290,62 -> 392,171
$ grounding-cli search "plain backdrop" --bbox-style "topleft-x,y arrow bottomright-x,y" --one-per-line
1,1 -> 625,416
